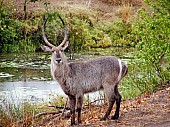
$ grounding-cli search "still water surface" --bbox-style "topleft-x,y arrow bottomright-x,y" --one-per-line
0,47 -> 133,104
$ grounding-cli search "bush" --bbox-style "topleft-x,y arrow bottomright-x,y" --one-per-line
67,15 -> 112,51
0,1 -> 42,53
104,20 -> 133,47
129,0 -> 170,93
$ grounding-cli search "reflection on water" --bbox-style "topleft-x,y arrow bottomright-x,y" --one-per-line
0,52 -> 52,82
0,81 -> 65,105
0,47 -> 134,104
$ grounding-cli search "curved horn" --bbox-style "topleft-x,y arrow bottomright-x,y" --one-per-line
57,15 -> 68,49
42,18 -> 55,48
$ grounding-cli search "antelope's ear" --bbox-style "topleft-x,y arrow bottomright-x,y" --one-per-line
41,45 -> 53,52
62,41 -> 69,51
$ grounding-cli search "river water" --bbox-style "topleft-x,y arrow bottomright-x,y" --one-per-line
0,47 -> 133,105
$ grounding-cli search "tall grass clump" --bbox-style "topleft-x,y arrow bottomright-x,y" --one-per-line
0,93 -> 67,127
0,100 -> 36,126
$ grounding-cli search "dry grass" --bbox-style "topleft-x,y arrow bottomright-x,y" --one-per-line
116,3 -> 134,22
7,0 -> 147,22
99,0 -> 146,6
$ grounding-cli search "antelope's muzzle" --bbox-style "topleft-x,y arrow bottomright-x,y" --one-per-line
56,58 -> 62,63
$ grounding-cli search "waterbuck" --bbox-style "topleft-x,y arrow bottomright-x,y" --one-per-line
41,16 -> 128,125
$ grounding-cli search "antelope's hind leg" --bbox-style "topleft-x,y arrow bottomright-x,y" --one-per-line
111,85 -> 122,120
100,98 -> 115,121
100,87 -> 116,121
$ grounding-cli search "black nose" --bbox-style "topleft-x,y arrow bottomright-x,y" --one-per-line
56,58 -> 61,63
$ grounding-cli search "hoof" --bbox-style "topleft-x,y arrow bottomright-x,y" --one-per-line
111,115 -> 119,120
78,121 -> 82,124
100,117 -> 107,121
71,122 -> 76,126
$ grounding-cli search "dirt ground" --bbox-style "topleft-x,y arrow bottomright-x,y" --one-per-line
78,87 -> 170,127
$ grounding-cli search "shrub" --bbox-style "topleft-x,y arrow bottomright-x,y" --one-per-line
104,20 -> 134,47
129,0 -> 170,93
0,1 -> 42,53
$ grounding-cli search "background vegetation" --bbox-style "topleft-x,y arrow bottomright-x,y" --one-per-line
0,0 -> 136,53
128,0 -> 170,94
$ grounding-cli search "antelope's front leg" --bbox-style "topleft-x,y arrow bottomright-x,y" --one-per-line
68,95 -> 76,125
77,96 -> 83,124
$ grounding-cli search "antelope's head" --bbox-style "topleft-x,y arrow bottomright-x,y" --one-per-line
41,16 -> 68,65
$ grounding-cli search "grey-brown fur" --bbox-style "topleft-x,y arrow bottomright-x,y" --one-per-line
41,16 -> 128,125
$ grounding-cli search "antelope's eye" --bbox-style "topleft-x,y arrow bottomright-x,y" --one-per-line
51,49 -> 55,53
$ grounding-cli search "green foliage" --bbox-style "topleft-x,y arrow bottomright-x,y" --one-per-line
145,0 -> 170,15
104,20 -> 133,47
67,14 -> 112,51
118,0 -> 170,96
128,0 -> 170,93
0,1 -> 43,53
67,15 -> 92,51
